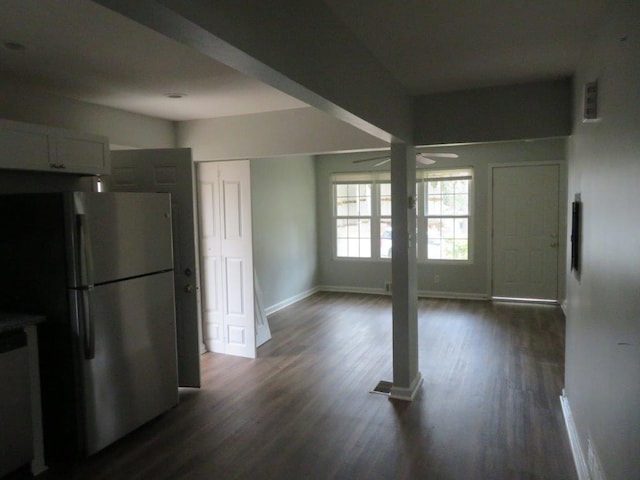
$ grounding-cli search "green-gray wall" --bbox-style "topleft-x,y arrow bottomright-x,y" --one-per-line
251,156 -> 318,312
564,2 -> 640,479
316,139 -> 567,299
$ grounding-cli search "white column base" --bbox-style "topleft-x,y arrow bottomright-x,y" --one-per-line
389,372 -> 423,401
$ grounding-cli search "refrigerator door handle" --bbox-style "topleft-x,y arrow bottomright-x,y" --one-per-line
77,212 -> 96,360
77,213 -> 95,287
81,287 -> 95,360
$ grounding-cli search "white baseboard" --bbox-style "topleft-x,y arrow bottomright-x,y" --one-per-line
264,287 -> 320,316
389,372 -> 424,401
317,285 -> 388,296
418,290 -> 489,301
318,285 -> 489,301
560,392 -> 590,480
265,286 -> 489,318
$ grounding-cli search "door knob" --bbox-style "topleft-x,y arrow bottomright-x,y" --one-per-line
184,284 -> 194,293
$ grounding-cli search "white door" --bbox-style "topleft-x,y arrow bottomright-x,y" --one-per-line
103,148 -> 202,387
492,164 -> 560,300
198,161 -> 256,358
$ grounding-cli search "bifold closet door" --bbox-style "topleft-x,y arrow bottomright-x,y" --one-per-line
198,161 -> 256,358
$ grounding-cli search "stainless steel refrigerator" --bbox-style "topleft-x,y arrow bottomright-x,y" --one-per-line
0,192 -> 179,464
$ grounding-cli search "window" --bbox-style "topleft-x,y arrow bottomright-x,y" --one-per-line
333,168 -> 473,262
335,182 -> 372,257
418,168 -> 473,261
333,172 -> 389,259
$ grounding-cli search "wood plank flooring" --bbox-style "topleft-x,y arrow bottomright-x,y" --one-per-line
38,292 -> 576,480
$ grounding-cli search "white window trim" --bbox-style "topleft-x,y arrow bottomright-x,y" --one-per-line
331,168 -> 474,263
332,172 -> 390,261
418,168 -> 474,264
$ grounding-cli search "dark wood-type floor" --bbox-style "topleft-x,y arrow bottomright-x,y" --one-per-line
38,292 -> 576,480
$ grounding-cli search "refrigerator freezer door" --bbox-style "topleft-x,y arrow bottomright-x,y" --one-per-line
73,271 -> 178,456
68,192 -> 174,287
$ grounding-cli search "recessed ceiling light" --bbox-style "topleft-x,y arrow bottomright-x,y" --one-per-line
166,93 -> 187,99
4,41 -> 26,51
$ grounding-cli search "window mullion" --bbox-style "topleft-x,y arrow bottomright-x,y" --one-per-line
371,182 -> 381,259
417,180 -> 425,261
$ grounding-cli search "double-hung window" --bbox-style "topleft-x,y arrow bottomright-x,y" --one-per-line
334,176 -> 372,258
418,168 -> 473,262
333,168 -> 473,262
334,172 -> 390,259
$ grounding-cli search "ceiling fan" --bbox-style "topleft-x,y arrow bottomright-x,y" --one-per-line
352,152 -> 459,167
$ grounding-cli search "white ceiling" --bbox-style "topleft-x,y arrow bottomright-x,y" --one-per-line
0,0 -> 307,121
0,0 -> 610,121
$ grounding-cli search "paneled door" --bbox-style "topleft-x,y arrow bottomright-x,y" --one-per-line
198,161 -> 255,358
103,148 -> 201,387
492,164 -> 560,301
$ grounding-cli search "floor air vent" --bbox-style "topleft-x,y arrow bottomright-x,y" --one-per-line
370,380 -> 393,395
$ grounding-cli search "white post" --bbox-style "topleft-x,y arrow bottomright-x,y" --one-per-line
389,142 -> 422,401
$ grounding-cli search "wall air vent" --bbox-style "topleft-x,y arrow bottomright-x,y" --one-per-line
583,81 -> 599,121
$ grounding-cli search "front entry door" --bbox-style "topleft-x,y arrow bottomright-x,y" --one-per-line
492,164 -> 560,301
103,148 -> 201,387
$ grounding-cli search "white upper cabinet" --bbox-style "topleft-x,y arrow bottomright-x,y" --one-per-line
54,127 -> 110,175
0,120 -> 54,171
0,119 -> 110,175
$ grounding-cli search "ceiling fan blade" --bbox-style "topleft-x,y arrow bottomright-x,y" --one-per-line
416,156 -> 436,165
374,159 -> 391,167
353,152 -> 458,166
418,152 -> 459,159
352,155 -> 388,164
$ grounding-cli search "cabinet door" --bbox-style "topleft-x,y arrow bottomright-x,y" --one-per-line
0,119 -> 54,171
55,129 -> 110,175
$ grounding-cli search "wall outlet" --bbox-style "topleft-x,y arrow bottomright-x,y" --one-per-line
434,274 -> 440,284
384,281 -> 392,292
587,436 -> 605,480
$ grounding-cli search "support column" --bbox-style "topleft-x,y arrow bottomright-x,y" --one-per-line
389,142 -> 422,401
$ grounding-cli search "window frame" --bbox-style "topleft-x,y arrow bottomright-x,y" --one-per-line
417,168 -> 474,264
332,172 -> 390,261
331,168 -> 474,263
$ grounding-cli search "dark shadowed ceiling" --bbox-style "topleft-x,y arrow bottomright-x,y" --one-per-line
0,0 -> 610,121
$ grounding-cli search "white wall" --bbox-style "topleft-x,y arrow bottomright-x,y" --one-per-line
251,156 -> 318,311
564,2 -> 640,479
316,139 -> 567,299
177,107 -> 387,161
0,80 -> 175,148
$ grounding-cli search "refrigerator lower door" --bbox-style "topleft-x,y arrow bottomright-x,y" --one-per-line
74,271 -> 178,456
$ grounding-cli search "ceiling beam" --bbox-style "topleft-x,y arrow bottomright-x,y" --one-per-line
93,0 -> 413,143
